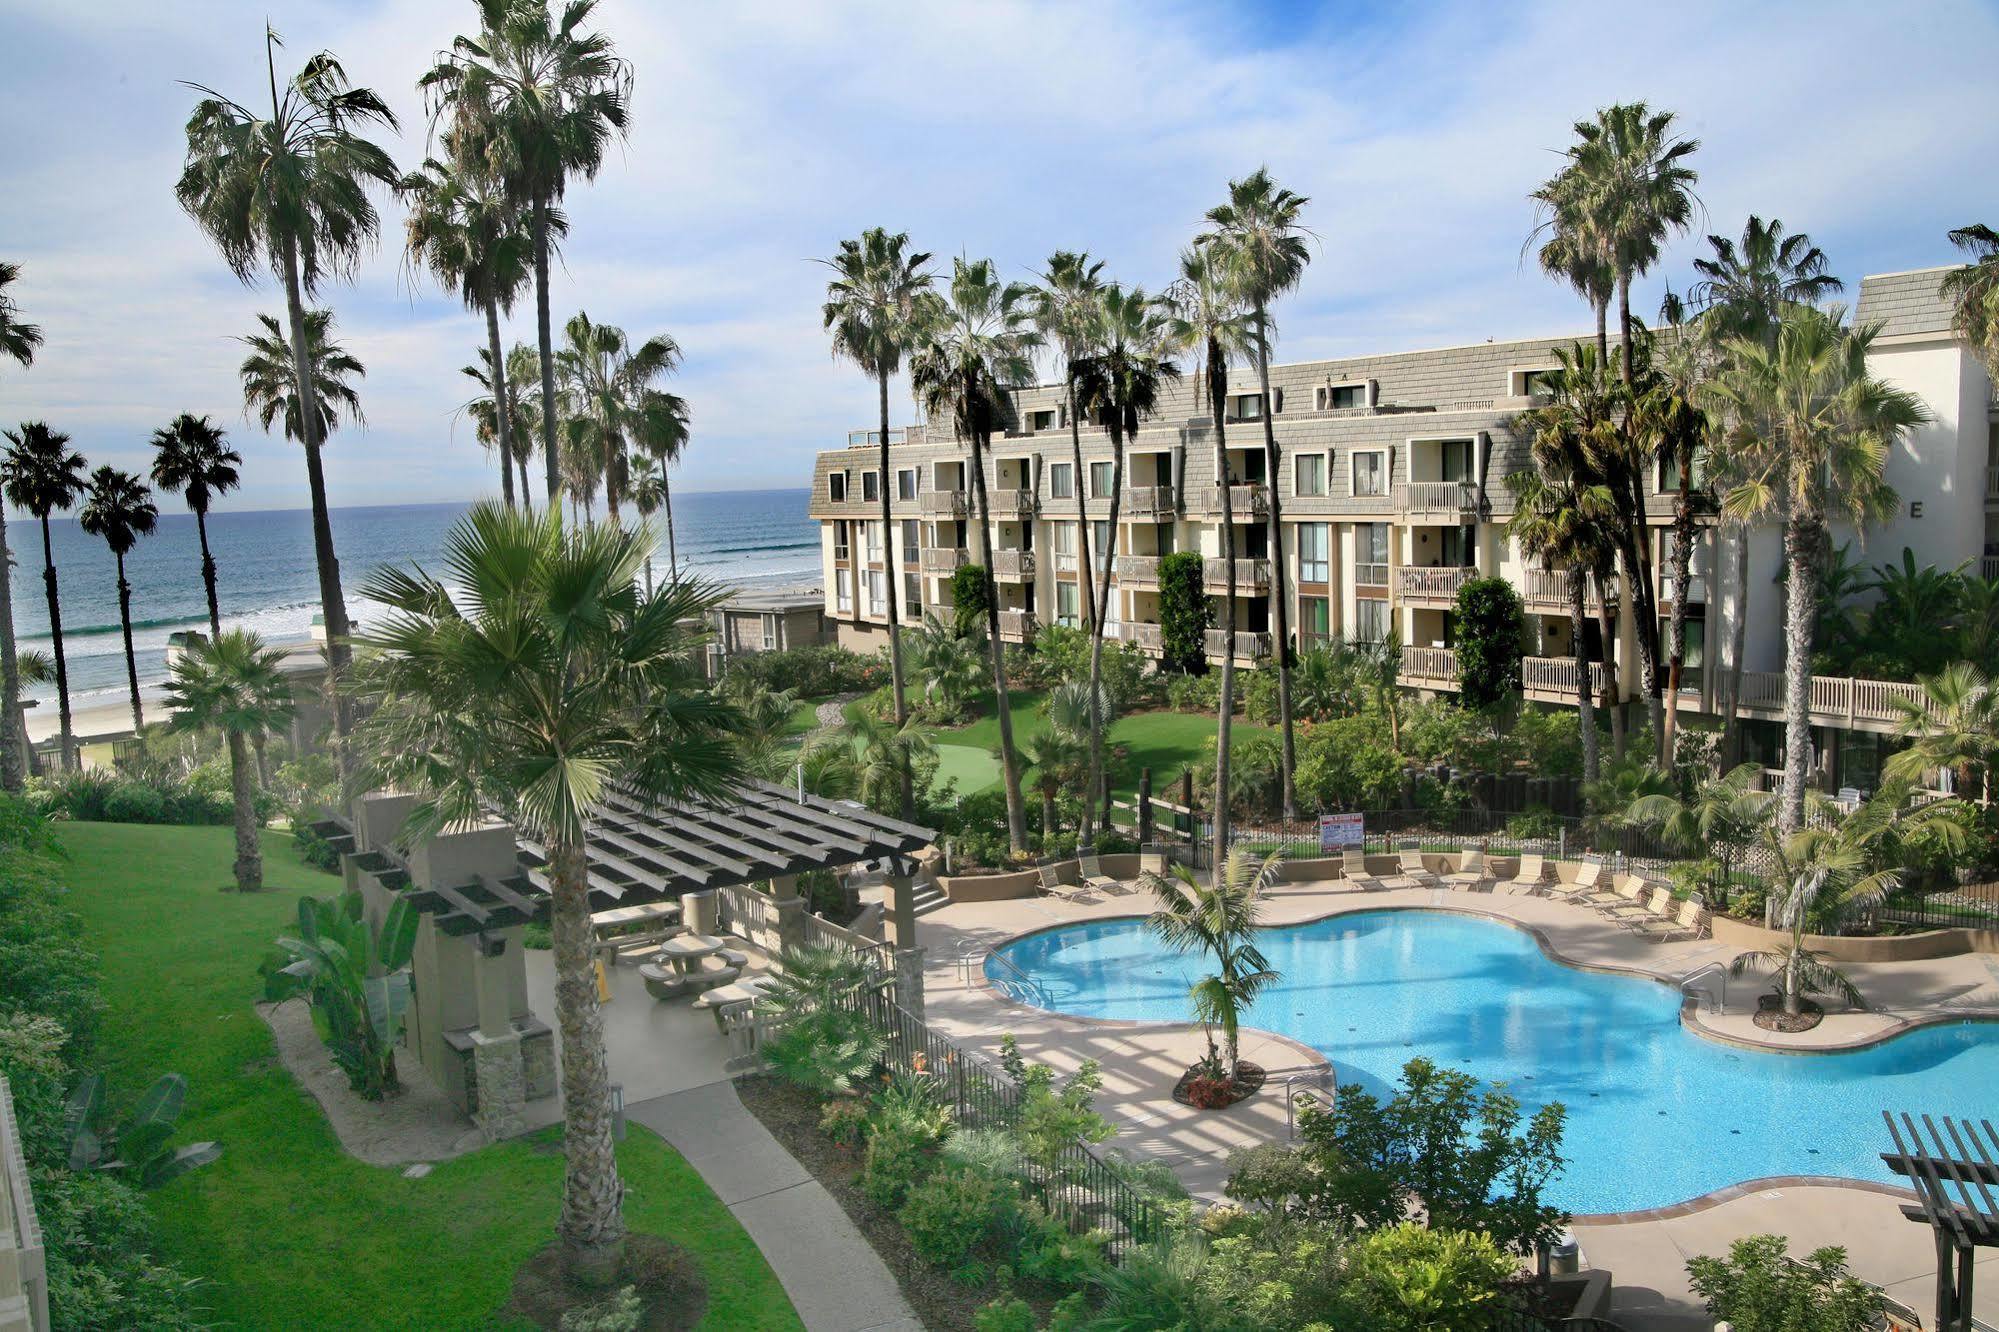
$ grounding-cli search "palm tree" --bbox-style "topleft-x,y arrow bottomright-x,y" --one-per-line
1627,761 -> 1772,911
1168,248 -> 1258,866
1864,548 -> 1967,678
1,423 -> 86,770
1072,285 -> 1179,846
1940,224 -> 1999,377
239,309 -> 366,449
557,313 -> 680,526
0,264 -> 44,792
79,467 -> 160,733
626,453 -> 665,595
177,32 -> 399,760
909,257 -> 1040,854
1639,297 -> 1712,760
13,650 -> 51,779
459,345 -> 537,513
1140,847 -> 1281,1080
506,342 -> 542,506
822,709 -> 934,817
628,388 -> 689,576
1885,661 -> 1999,801
1028,252 -> 1107,635
352,502 -> 741,1280
163,630 -> 293,893
1709,306 -> 1929,832
149,413 -> 241,639
822,228 -> 939,821
1505,460 -> 1612,784
1198,168 -> 1312,819
1021,725 -> 1085,843
1529,189 -> 1616,364
1732,822 -> 1899,1017
422,0 -> 633,508
907,612 -> 980,720
399,154 -> 537,508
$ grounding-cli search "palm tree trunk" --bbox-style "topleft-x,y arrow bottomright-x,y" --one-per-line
1041,786 -> 1056,841
1663,469 -> 1695,763
661,467 -> 678,580
115,552 -> 142,733
1067,372 -> 1095,635
252,730 -> 269,793
1595,568 -> 1625,761
1212,357 -> 1236,879
1722,524 -> 1750,765
486,300 -> 516,510
1779,511 -> 1818,833
1082,420 -> 1126,846
1252,314 -> 1298,820
0,505 -> 22,792
37,518 -> 73,772
194,508 -> 222,638
1594,298 -> 1609,368
967,420 -> 1028,853
642,555 -> 653,599
548,834 -> 626,1278
533,198 -> 561,507
226,728 -> 261,892
878,369 -> 911,820
1617,275 -> 1636,388
1614,527 -> 1665,750
1570,568 -> 1600,784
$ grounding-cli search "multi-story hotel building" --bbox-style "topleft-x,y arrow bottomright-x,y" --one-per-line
806,265 -> 1997,792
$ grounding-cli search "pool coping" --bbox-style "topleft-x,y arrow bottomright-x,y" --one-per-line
960,896 -> 1992,1220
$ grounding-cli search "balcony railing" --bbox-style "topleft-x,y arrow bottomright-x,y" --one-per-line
1121,483 -> 1176,518
846,427 -> 908,448
1523,568 -> 1607,612
1115,622 -> 1164,652
1987,466 -> 1999,501
1396,565 -> 1474,604
919,490 -> 966,518
1399,646 -> 1458,683
991,549 -> 1036,580
997,609 -> 1038,641
1204,628 -> 1272,661
1394,480 -> 1480,518
1203,557 -> 1270,591
987,487 -> 1037,518
1985,555 -> 1999,581
1194,483 -> 1269,520
1733,670 -> 1935,729
1521,655 -> 1606,698
1115,554 -> 1161,585
920,547 -> 967,574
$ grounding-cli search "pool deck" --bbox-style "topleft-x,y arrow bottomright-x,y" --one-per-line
917,877 -> 1999,1330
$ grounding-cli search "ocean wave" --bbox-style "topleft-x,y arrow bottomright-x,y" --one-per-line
686,540 -> 820,557
29,611 -> 213,640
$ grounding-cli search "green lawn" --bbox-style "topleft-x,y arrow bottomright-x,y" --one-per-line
57,822 -> 801,1332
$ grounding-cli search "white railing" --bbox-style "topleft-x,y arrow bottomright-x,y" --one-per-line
1523,568 -> 1606,610
1115,554 -> 1161,584
1986,555 -> 1999,581
1521,655 -> 1606,698
1735,670 -> 1934,727
1204,629 -> 1272,660
1122,484 -> 1175,515
1195,483 -> 1269,518
1394,480 -> 1479,515
800,911 -> 893,971
991,548 -> 1036,579
987,487 -> 1037,517
846,427 -> 908,447
919,490 -> 966,517
1354,562 -> 1389,587
1396,565 -> 1474,602
998,610 -> 1038,640
921,547 -> 967,573
1117,622 -> 1164,651
1400,646 -> 1458,682
715,883 -> 781,954
1203,557 -> 1270,590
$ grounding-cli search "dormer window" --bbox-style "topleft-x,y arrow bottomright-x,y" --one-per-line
1315,382 -> 1370,411
1028,408 -> 1056,432
828,471 -> 848,502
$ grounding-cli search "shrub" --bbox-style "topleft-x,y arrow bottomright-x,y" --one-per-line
1684,1234 -> 1882,1332
1506,808 -> 1562,842
819,1098 -> 871,1149
1201,1221 -> 1351,1328
1164,672 -> 1221,715
899,1164 -> 1013,1268
1240,669 -> 1279,724
1295,716 -> 1405,812
1340,1224 -> 1519,1331
1157,551 -> 1211,674
725,643 -> 885,698
1452,577 -> 1525,712
559,1284 -> 643,1332
1006,1198 -> 1109,1287
291,818 -> 344,873
973,1295 -> 1036,1332
997,1037 -> 1114,1174
951,565 -> 992,638
756,946 -> 888,1095
521,922 -> 553,950
860,1116 -> 933,1209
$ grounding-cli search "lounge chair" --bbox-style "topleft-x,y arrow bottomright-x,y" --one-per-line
1341,849 -> 1385,890
1037,862 -> 1092,903
1595,874 -> 1655,921
1498,853 -> 1547,896
1078,853 -> 1129,895
1442,848 -> 1489,890
1394,847 -> 1441,889
1541,860 -> 1605,904
1627,892 -> 1709,943
1138,848 -> 1170,879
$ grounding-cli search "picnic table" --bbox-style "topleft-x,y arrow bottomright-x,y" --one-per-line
657,933 -> 727,974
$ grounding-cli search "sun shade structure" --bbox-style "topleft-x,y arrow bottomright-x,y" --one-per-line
1881,1110 -> 1999,1332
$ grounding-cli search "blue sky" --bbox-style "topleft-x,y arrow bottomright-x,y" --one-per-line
1,0 -> 1996,512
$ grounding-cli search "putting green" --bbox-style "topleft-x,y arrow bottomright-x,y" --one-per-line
933,742 -> 1001,794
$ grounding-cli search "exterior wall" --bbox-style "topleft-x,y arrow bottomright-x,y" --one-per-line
0,1077 -> 45,1332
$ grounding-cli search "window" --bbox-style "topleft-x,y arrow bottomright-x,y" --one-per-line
1356,523 -> 1389,584
1228,392 -> 1263,421
1440,438 -> 1475,484
1301,596 -> 1330,645
1056,581 -> 1079,627
1355,597 -> 1390,644
1048,462 -> 1074,499
866,569 -> 885,616
1154,522 -> 1175,555
861,470 -> 880,502
1511,368 -> 1558,397
761,614 -> 779,651
1316,383 -> 1367,411
827,471 -> 848,502
1299,523 -> 1329,582
864,521 -> 882,561
833,523 -> 850,561
904,572 -> 923,619
1655,447 -> 1707,493
1090,461 -> 1114,497
1093,520 -> 1114,559
900,519 -> 920,562
897,469 -> 917,501
1295,453 -> 1327,497
836,579 -> 852,613
1051,522 -> 1076,570
1351,449 -> 1388,497
1028,408 -> 1056,432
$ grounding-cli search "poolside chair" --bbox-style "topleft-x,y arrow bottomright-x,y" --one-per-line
1497,853 -> 1547,896
1078,852 -> 1130,896
1340,849 -> 1386,890
1594,874 -> 1655,921
1628,893 -> 1709,944
1037,862 -> 1092,903
1541,859 -> 1604,904
1442,848 -> 1489,890
1394,846 -> 1441,889
1138,848 -> 1170,880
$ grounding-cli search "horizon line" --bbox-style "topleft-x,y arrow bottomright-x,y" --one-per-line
7,484 -> 813,523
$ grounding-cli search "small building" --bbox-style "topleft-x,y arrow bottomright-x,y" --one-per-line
705,586 -> 828,678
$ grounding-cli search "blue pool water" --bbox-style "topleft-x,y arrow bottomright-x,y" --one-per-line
989,909 -> 1999,1213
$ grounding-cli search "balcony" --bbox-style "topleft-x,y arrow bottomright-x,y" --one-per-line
1523,568 -> 1607,613
1732,671 -> 1935,733
1394,480 -> 1480,521
1204,628 -> 1272,662
1203,557 -> 1270,592
920,490 -> 967,518
1987,466 -> 1999,503
1657,570 -> 1707,607
1396,565 -> 1474,606
986,488 -> 1037,518
920,547 -> 967,574
991,548 -> 1037,581
1114,554 -> 1161,586
1398,646 -> 1459,687
1121,483 -> 1176,520
997,609 -> 1038,642
846,427 -> 909,448
1115,622 -> 1164,654
1194,483 -> 1269,521
1985,555 -> 1999,581
1521,655 -> 1606,702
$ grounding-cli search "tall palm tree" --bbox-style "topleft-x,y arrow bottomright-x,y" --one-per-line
164,630 -> 293,892
626,453 -> 665,595
1028,252 -> 1106,635
1140,847 -> 1281,1080
1688,217 -> 1843,760
352,502 -> 741,1279
178,32 -> 399,761
239,310 -> 366,444
823,709 -> 935,818
557,313 -> 682,528
1885,661 -> 1999,802
149,413 -> 242,639
1709,306 -> 1928,832
0,423 -> 86,770
909,257 -> 1040,854
1021,724 -> 1085,843
422,0 -> 633,508
1198,168 -> 1312,819
79,467 -> 160,733
822,228 -> 939,821
1639,297 -> 1712,760
506,342 -> 542,507
1072,286 -> 1179,846
0,264 -> 44,792
1530,192 -> 1616,364
459,345 -> 537,513
628,389 -> 688,576
1167,248 -> 1256,868
1505,458 -> 1613,785
1940,224 -> 1999,377
399,154 -> 538,508
1626,761 -> 1772,912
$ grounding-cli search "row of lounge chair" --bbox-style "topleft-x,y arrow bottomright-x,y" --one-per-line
1036,850 -> 1173,902
1342,848 -> 1709,941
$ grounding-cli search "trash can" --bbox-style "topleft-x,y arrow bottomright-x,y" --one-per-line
1548,1231 -> 1580,1276
610,1082 -> 626,1142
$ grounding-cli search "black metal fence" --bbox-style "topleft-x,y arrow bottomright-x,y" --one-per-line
1193,808 -> 1686,874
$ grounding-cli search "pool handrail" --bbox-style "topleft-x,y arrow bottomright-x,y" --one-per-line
1680,960 -> 1727,1014
1284,1067 -> 1336,1139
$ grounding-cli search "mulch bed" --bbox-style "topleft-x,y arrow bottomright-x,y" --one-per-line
1171,1060 -> 1266,1110
1754,994 -> 1825,1033
736,1074 -> 1002,1332
503,1233 -> 707,1331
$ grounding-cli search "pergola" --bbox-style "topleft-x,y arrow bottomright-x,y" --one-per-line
1882,1110 -> 1999,1332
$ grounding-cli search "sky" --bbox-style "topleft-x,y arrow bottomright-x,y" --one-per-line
1,0 -> 1996,513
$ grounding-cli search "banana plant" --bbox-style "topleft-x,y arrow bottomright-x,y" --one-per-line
65,1071 -> 221,1188
264,888 -> 419,1100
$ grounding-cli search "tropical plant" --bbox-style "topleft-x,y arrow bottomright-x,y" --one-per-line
264,888 -> 418,1099
1642,297 -> 1713,759
1,422 -> 86,771
349,502 -> 741,1277
1708,304 -> 1929,831
0,263 -> 43,793
756,944 -> 887,1096
1686,1234 -> 1883,1332
822,708 -> 934,818
1627,762 -> 1772,912
1198,167 -> 1313,820
63,1072 -> 221,1189
556,311 -> 681,525
1505,450 -> 1613,782
149,413 -> 242,638
625,453 -> 665,593
399,152 -> 537,508
1021,722 -> 1085,841
1141,848 -> 1280,1080
422,0 -> 633,506
1732,823 -> 1901,1016
910,256 -> 1039,855
163,630 -> 295,892
1885,661 -> 1999,801
908,612 -> 981,719
238,309 -> 367,447
1028,251 -> 1107,636
178,32 -> 398,757
461,343 -> 540,511
1858,547 -> 1966,678
1155,550 -> 1211,677
79,467 -> 160,733
1451,577 -> 1525,712
627,385 -> 689,575
1940,223 -> 1999,378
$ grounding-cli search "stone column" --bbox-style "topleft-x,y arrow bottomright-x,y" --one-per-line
771,874 -> 806,955
469,1028 -> 526,1143
886,870 -> 916,950
893,945 -> 926,1020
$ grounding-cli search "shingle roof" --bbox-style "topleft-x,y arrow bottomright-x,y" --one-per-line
1857,266 -> 1961,339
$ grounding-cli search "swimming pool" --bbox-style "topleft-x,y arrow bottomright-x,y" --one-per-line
988,908 -> 1999,1213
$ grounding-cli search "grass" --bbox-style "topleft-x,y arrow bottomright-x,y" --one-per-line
56,821 -> 802,1332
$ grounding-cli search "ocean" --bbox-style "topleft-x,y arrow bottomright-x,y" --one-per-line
6,488 -> 818,708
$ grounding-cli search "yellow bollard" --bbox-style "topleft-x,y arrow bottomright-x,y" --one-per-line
596,956 -> 612,1004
